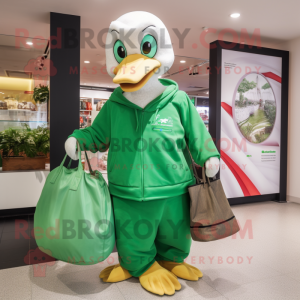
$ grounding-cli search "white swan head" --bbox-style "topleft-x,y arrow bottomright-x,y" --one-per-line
105,11 -> 174,92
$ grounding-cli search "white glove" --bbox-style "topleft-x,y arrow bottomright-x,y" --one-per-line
65,137 -> 79,160
205,157 -> 220,178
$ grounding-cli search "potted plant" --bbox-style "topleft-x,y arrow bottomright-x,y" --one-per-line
33,85 -> 49,103
0,124 -> 50,171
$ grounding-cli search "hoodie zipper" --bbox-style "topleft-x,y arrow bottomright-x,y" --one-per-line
141,110 -> 144,200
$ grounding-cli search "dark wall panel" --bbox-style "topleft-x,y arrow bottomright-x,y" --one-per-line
50,12 -> 80,170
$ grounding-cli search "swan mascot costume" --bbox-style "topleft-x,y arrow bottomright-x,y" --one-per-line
66,11 -> 220,296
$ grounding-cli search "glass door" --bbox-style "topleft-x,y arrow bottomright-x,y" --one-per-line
0,35 -> 50,171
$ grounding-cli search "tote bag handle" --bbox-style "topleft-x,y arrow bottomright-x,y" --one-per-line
70,142 -> 98,190
186,144 -> 211,186
50,142 -> 94,191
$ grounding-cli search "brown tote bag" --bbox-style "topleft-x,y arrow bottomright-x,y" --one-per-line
188,162 -> 240,242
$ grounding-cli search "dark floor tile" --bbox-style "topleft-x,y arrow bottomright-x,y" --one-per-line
30,238 -> 38,250
0,214 -> 55,270
2,218 -> 15,232
0,219 -> 5,233
0,245 -> 29,262
28,218 -> 34,231
0,258 -> 27,270
29,216 -> 38,239
3,216 -> 29,233
0,237 -> 29,250
1,230 -> 31,241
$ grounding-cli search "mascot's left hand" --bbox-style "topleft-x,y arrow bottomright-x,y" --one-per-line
205,157 -> 220,178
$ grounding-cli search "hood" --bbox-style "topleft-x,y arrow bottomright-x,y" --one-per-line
109,79 -> 178,112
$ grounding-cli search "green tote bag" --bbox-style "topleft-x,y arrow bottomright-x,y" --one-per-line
34,147 -> 115,265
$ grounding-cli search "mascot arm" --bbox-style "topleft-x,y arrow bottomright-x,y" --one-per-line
180,94 -> 220,177
66,101 -> 111,159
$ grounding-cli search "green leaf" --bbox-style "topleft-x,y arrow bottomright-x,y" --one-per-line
33,85 -> 49,103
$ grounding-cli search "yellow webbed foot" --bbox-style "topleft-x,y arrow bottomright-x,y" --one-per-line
158,261 -> 203,281
139,261 -> 181,295
99,263 -> 132,282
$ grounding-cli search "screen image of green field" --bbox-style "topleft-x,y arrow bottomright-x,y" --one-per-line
234,74 -> 276,144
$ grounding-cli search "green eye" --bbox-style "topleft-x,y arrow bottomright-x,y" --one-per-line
140,35 -> 157,58
113,40 -> 127,63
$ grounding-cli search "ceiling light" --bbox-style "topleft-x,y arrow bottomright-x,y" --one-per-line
206,92 -> 209,94
158,76 -> 162,78
26,42 -> 33,45
230,13 -> 240,18
84,61 -> 90,64
180,60 -> 186,63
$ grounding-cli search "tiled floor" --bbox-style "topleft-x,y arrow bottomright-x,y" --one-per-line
0,214 -> 55,270
1,201 -> 300,299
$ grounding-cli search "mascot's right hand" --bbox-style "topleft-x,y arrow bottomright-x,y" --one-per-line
65,137 -> 79,160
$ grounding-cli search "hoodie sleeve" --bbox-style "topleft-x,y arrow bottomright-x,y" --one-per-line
179,92 -> 220,167
69,101 -> 111,153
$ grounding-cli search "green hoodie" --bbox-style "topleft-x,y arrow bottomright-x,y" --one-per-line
70,79 -> 219,201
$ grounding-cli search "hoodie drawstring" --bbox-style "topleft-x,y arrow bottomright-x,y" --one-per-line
135,109 -> 139,132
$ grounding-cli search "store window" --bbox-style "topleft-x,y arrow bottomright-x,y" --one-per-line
80,97 -> 92,128
190,96 -> 209,130
79,93 -> 110,178
0,35 -> 50,172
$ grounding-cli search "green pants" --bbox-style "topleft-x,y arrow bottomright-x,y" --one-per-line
113,193 -> 192,277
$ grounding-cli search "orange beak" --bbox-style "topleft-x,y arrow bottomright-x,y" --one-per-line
113,54 -> 161,92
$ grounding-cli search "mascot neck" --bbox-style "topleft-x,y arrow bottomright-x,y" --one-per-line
123,77 -> 167,109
